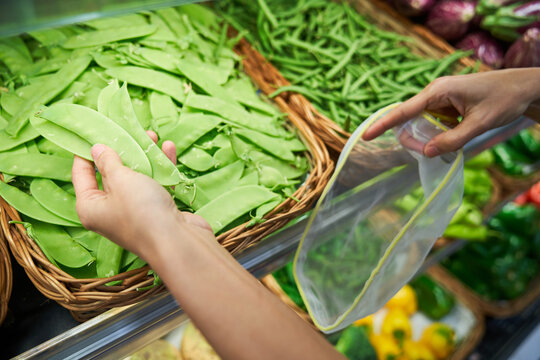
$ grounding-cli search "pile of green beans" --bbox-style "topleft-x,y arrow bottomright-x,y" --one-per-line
0,4 -> 309,282
218,0 -> 473,131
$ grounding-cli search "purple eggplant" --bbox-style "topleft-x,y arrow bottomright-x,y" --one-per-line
456,32 -> 505,67
426,0 -> 477,41
394,0 -> 436,17
504,27 -> 540,67
481,1 -> 540,41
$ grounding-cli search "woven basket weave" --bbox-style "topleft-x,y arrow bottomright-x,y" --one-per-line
0,39 -> 333,321
276,0 -> 492,154
0,228 -> 12,325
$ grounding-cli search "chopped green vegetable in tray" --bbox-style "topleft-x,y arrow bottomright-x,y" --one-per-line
218,0 -> 470,132
0,4 -> 310,282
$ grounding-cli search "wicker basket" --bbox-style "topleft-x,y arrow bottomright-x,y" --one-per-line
271,0 -> 491,154
433,264 -> 540,318
0,40 -> 333,321
263,267 -> 484,360
0,227 -> 12,325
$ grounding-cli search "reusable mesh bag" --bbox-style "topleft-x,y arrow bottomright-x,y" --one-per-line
293,104 -> 464,332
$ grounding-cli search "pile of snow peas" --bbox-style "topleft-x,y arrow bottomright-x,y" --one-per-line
0,4 -> 309,281
218,0 -> 473,131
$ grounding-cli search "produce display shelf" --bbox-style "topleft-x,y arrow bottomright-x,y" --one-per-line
9,116 -> 534,360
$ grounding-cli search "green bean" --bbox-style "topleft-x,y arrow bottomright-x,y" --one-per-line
30,179 -> 81,224
0,153 -> 73,181
37,103 -> 152,176
326,39 -> 360,80
396,61 -> 439,83
0,181 -> 79,227
429,50 -> 470,82
195,185 -> 280,233
269,85 -> 322,103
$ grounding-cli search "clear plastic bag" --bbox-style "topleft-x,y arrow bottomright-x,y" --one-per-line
293,104 -> 464,332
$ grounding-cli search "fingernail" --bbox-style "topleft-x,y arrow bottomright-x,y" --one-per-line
91,144 -> 106,160
424,144 -> 440,157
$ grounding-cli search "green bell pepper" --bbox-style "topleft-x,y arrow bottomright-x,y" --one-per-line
410,275 -> 455,320
508,129 -> 540,159
492,143 -> 534,176
493,203 -> 540,238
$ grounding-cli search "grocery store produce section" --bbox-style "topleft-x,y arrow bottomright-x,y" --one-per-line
0,0 -> 539,359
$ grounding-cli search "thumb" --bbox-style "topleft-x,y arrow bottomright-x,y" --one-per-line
92,144 -> 124,178
424,112 -> 489,157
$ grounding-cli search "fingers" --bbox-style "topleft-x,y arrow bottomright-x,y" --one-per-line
146,130 -> 158,144
162,140 -> 177,164
362,91 -> 429,141
92,144 -> 124,178
72,156 -> 100,197
146,130 -> 177,164
424,111 -> 490,157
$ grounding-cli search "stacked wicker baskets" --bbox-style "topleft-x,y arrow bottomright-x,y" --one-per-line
0,224 -> 12,325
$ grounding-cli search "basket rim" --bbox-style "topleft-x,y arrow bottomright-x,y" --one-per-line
0,38 -> 332,319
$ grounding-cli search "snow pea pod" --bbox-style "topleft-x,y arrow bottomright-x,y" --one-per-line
37,103 -> 152,176
0,181 -> 79,227
224,77 -> 278,115
184,93 -> 281,136
231,136 -> 307,179
6,55 -> 92,136
234,128 -> 295,162
195,185 -> 280,233
105,66 -> 187,103
29,221 -> 94,268
179,147 -> 215,172
62,25 -> 157,49
30,115 -> 92,160
0,153 -> 73,181
131,97 -> 152,130
0,123 -> 39,151
84,14 -> 148,30
30,179 -> 81,225
149,91 -> 178,129
105,83 -> 183,186
162,113 -> 221,155
213,145 -> 238,167
0,40 -> 32,74
175,160 -> 244,210
28,28 -> 67,46
37,138 -> 73,158
96,237 -> 124,278
66,228 -> 102,254
176,59 -> 237,104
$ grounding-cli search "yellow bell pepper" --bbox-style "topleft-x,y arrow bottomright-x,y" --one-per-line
386,285 -> 418,316
353,314 -> 374,334
421,323 -> 455,359
403,340 -> 436,360
370,334 -> 401,360
382,308 -> 412,347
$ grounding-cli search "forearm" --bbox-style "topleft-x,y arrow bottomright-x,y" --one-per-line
145,218 -> 343,360
520,68 -> 540,123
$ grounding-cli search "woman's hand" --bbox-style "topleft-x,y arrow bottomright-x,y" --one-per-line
71,133 -> 212,259
362,68 -> 540,156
